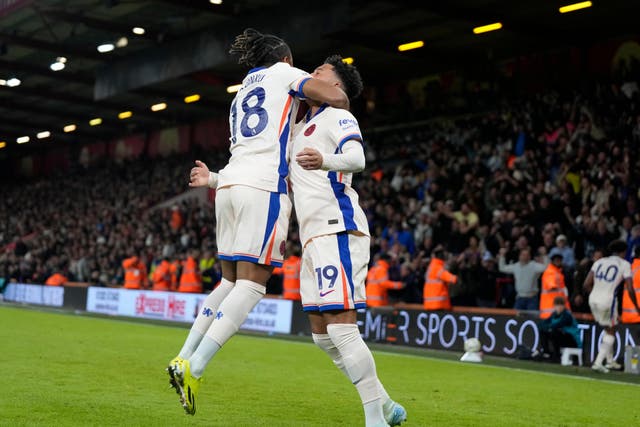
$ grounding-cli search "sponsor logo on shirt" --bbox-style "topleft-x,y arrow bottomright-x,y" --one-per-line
339,118 -> 358,130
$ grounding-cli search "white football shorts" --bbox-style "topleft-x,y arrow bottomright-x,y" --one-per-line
301,232 -> 369,312
589,296 -> 618,327
216,185 -> 291,267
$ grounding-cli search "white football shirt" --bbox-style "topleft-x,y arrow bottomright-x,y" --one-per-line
217,62 -> 309,194
589,255 -> 632,301
289,105 -> 370,246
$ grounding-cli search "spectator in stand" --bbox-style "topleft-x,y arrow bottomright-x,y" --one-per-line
423,247 -> 457,310
550,235 -> 575,271
536,296 -> 582,361
540,253 -> 571,319
366,254 -> 405,307
199,250 -> 218,292
476,252 -> 498,308
498,247 -> 547,311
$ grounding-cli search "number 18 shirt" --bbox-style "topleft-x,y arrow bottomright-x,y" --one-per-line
217,62 -> 309,194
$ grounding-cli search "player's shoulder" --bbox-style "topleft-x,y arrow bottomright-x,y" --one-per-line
324,107 -> 360,128
269,62 -> 308,78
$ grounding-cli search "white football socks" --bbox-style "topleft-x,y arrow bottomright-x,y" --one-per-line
312,332 -> 392,406
178,278 -> 235,359
326,324 -> 386,427
594,333 -> 615,366
189,279 -> 265,378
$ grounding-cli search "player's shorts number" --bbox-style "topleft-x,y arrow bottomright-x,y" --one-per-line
315,265 -> 338,290
595,264 -> 618,283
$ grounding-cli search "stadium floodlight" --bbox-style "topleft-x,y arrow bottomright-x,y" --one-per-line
151,102 -> 167,111
97,43 -> 115,53
116,37 -> 128,48
132,27 -> 145,35
210,0 -> 223,4
64,124 -> 77,133
226,84 -> 242,93
57,56 -> 67,64
0,79 -> 5,86
6,77 -> 21,87
37,131 -> 51,139
0,141 -> 6,149
17,136 -> 29,144
89,118 -> 103,126
118,111 -> 133,119
473,22 -> 503,34
398,41 -> 424,52
50,61 -> 65,71
342,57 -> 354,64
184,94 -> 201,103
559,1 -> 592,13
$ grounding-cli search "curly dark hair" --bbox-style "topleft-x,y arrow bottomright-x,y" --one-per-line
323,55 -> 363,100
607,239 -> 628,255
229,28 -> 292,69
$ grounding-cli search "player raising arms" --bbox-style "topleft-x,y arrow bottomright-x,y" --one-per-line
291,56 -> 406,427
584,240 -> 640,373
167,29 -> 349,415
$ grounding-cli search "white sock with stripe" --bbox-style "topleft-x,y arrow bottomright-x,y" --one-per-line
594,333 -> 615,366
178,278 -> 235,359
326,324 -> 385,427
189,279 -> 265,378
312,333 -> 392,406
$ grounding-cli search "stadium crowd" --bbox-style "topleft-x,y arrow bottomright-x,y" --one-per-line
2,67 -> 640,314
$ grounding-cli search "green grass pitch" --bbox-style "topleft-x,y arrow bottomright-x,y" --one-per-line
1,305 -> 639,426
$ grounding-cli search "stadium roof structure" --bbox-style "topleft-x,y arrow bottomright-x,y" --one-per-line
0,0 -> 637,155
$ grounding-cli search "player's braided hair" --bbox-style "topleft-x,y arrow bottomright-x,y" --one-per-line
229,28 -> 292,68
323,55 -> 364,100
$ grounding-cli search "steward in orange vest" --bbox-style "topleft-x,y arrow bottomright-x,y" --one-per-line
423,248 -> 457,310
366,255 -> 404,307
45,272 -> 68,286
153,259 -> 175,291
178,251 -> 203,293
122,255 -> 148,289
621,253 -> 640,323
540,253 -> 570,319
273,253 -> 301,301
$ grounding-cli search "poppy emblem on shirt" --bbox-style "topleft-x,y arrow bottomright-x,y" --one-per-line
279,240 -> 286,256
304,124 -> 316,136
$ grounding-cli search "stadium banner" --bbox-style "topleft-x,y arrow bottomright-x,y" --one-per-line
358,308 -> 640,364
3,283 -> 64,307
85,287 -> 293,334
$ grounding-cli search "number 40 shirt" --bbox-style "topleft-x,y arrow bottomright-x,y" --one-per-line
217,62 -> 309,194
589,255 -> 632,303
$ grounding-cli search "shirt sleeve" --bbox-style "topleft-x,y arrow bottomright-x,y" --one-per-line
320,140 -> 365,172
622,261 -> 632,279
329,110 -> 363,151
282,65 -> 311,99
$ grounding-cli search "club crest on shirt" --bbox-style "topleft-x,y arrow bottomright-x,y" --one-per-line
304,124 -> 316,136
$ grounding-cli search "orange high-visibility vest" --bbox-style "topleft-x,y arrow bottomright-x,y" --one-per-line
277,256 -> 301,301
621,259 -> 640,323
366,259 -> 403,307
178,256 -> 202,293
152,260 -> 173,291
423,258 -> 457,310
123,256 -> 148,289
539,264 -> 570,319
45,273 -> 68,286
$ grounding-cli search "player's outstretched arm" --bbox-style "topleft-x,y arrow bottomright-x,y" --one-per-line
583,271 -> 594,294
301,78 -> 349,110
189,160 -> 218,188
